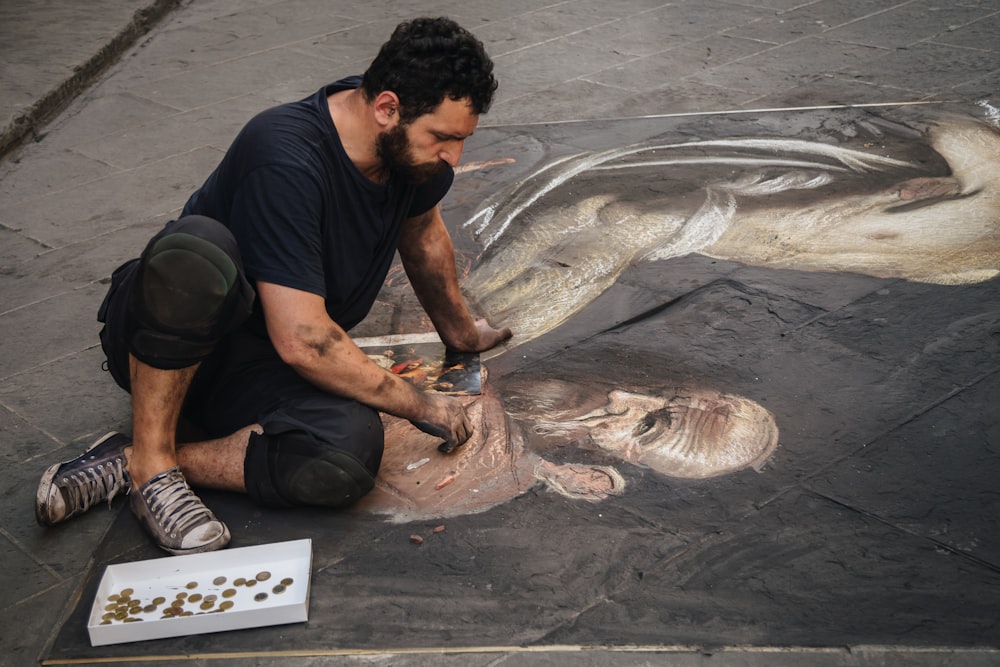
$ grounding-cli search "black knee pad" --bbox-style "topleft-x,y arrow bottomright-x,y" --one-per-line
130,217 -> 253,367
246,429 -> 378,509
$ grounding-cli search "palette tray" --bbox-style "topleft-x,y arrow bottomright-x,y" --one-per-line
87,539 -> 312,646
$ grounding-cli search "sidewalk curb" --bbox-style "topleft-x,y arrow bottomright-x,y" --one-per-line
0,0 -> 183,162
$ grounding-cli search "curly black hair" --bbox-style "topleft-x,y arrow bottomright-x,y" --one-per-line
361,17 -> 497,122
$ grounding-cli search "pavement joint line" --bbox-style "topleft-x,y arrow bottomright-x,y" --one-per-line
478,99 -> 956,128
805,489 -> 1000,575
0,525 -> 64,582
755,364 -> 1000,514
0,342 -> 102,385
36,643 -> 1000,664
778,279 -> 909,338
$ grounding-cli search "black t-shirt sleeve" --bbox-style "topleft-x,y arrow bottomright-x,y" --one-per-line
227,164 -> 327,297
406,167 -> 455,217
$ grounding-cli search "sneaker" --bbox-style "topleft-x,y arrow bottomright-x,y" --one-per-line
36,432 -> 131,526
130,467 -> 230,555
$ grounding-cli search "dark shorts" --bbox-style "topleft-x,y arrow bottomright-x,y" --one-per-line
98,216 -> 384,507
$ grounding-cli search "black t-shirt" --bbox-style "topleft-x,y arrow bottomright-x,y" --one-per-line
181,77 -> 454,332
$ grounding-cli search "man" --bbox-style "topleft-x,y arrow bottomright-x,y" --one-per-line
34,17 -> 511,555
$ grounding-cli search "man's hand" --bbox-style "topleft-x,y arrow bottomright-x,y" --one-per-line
468,317 -> 512,353
411,393 -> 473,453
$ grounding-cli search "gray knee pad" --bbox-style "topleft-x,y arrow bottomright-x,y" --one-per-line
131,225 -> 250,366
246,429 -> 377,508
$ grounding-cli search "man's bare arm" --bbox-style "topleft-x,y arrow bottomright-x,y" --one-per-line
399,205 -> 512,352
257,281 -> 471,448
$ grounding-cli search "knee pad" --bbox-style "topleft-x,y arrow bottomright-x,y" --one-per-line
246,429 -> 378,509
131,218 -> 253,367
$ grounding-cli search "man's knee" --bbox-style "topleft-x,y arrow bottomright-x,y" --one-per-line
131,216 -> 254,368
245,425 -> 384,509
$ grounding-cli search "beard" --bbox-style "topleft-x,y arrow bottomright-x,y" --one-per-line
375,124 -> 449,185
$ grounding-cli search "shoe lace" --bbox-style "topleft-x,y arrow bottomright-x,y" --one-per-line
64,458 -> 127,513
147,473 -> 213,537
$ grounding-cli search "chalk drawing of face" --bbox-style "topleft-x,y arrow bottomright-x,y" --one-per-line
509,385 -> 778,480
462,115 -> 1000,352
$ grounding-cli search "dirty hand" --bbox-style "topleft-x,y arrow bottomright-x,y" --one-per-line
470,317 -> 512,353
411,393 -> 473,453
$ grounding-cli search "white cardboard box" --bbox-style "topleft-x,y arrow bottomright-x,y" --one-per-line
87,539 -> 312,646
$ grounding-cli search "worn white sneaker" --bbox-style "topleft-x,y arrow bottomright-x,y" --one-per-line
130,467 -> 230,555
36,432 -> 131,526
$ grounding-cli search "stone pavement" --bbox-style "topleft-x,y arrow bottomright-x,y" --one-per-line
1,0 -> 998,665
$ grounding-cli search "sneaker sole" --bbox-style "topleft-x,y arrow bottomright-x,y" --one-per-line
157,524 -> 232,556
35,432 -> 122,526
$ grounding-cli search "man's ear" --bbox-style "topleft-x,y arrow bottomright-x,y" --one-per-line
373,91 -> 401,127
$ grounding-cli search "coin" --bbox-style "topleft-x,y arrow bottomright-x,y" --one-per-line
185,581 -> 198,589
213,576 -> 227,586
100,620 -> 112,625
107,594 -> 120,602
203,594 -> 217,603
219,601 -> 235,611
143,604 -> 157,614
188,593 -> 202,603
200,601 -> 214,611
255,571 -> 272,581
280,577 -> 294,587
222,588 -> 237,598
104,603 -> 117,612
245,579 -> 257,588
176,592 -> 188,600
171,600 -> 184,609
152,596 -> 166,606
120,588 -> 134,597
254,592 -> 268,602
272,584 -> 286,595
234,577 -> 246,587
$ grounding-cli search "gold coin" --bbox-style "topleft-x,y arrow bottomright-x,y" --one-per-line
107,594 -> 120,602
280,577 -> 294,587
181,611 -> 194,616
254,592 -> 268,602
143,605 -> 156,614
185,581 -> 198,589
102,612 -> 115,621
234,577 -> 246,587
114,610 -> 128,620
222,588 -> 237,598
123,617 -> 143,623
104,603 -> 117,612
176,592 -> 188,600
162,607 -> 176,617
188,593 -> 202,603
219,601 -> 234,611
171,600 -> 184,609
199,601 -> 214,610
152,596 -> 166,606
203,594 -> 217,603
100,620 -> 112,625
119,588 -> 134,597
255,571 -> 271,581
272,584 -> 286,595
213,576 -> 227,586
245,579 -> 257,588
